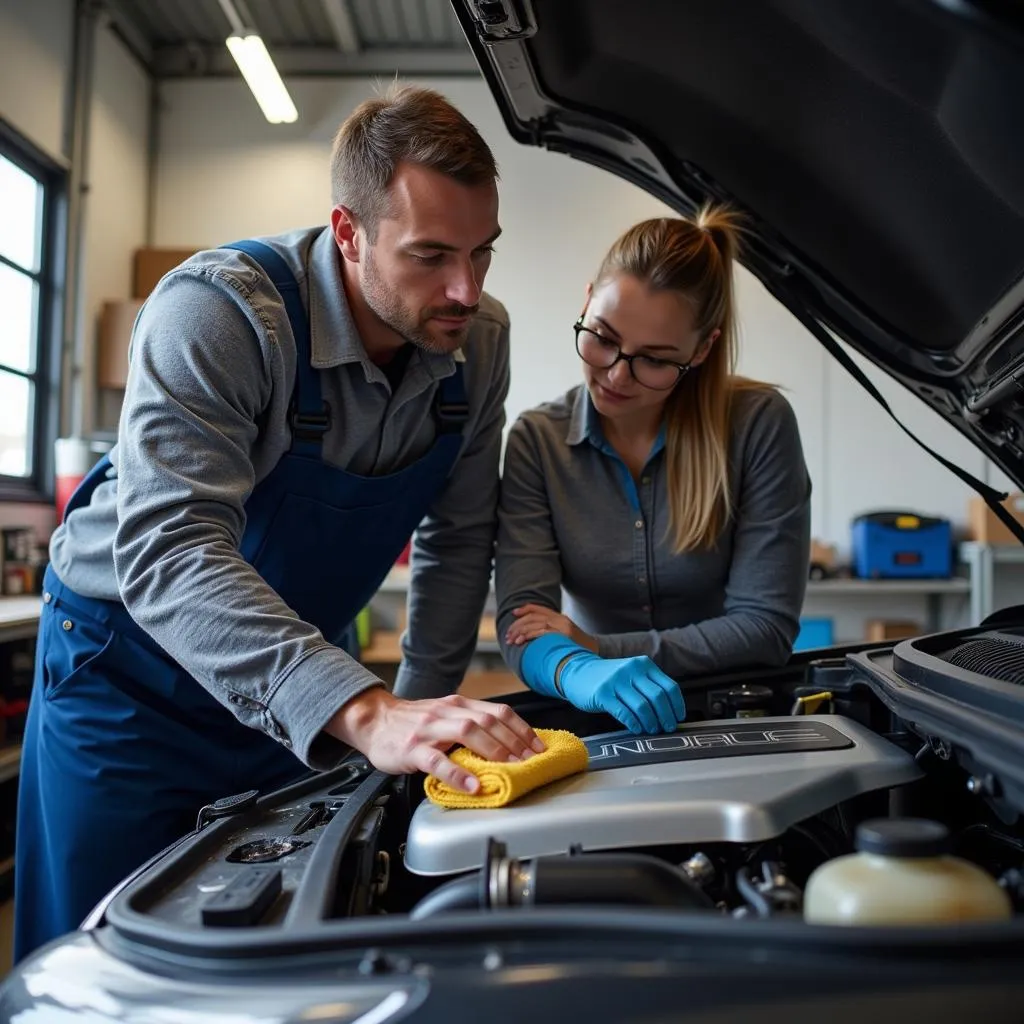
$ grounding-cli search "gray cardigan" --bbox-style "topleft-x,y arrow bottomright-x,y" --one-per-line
495,384 -> 811,679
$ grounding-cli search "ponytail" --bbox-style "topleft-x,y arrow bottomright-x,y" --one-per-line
596,203 -> 773,551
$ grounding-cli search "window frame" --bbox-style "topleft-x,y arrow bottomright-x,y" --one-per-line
0,118 -> 66,504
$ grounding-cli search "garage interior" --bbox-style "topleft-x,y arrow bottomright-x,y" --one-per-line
1,0 -> 1024,985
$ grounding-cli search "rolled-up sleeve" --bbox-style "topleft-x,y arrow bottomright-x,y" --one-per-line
113,269 -> 382,771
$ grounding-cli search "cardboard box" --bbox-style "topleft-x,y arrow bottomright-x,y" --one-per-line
967,492 -> 1024,545
133,247 -> 199,299
97,299 -> 144,389
865,619 -> 921,643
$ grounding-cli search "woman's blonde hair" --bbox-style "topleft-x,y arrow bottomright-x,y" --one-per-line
594,204 -> 773,552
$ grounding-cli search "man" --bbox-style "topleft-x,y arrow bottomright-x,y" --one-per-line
15,84 -> 544,962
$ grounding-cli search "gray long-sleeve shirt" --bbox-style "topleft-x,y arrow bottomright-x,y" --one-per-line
495,384 -> 811,679
50,226 -> 510,769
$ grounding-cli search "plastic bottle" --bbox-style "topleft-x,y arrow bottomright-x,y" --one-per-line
803,818 -> 1013,925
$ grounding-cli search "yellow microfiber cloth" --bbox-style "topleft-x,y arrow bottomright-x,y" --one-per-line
424,728 -> 589,809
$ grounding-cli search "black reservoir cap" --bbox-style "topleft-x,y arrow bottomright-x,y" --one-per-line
855,818 -> 950,858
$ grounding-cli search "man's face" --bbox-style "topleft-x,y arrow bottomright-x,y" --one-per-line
358,162 -> 500,354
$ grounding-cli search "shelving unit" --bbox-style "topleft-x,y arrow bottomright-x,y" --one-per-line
368,567 -> 977,647
0,599 -> 37,793
804,578 -> 971,596
0,597 -> 41,645
960,542 -> 1024,625
804,576 -> 972,636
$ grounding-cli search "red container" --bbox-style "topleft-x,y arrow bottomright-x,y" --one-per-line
54,438 -> 95,522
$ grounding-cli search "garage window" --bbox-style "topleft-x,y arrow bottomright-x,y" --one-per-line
0,123 -> 64,501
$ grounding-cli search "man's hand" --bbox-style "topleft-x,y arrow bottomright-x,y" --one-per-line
505,603 -> 599,653
326,688 -> 546,794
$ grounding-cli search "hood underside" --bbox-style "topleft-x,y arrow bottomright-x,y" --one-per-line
454,0 -> 1024,489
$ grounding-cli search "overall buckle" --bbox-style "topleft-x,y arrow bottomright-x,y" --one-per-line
435,398 -> 470,434
291,402 -> 332,443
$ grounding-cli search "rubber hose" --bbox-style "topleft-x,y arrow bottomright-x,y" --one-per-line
409,873 -> 483,920
735,865 -> 774,917
412,852 -> 716,919
524,853 -> 715,910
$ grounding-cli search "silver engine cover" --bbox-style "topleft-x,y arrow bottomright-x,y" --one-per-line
404,715 -> 923,876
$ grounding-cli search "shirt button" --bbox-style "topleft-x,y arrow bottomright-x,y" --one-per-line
641,476 -> 650,485
43,592 -> 52,604
638,576 -> 646,584
642,605 -> 651,613
634,520 -> 644,530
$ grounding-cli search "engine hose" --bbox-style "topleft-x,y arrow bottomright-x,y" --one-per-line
735,865 -> 775,918
409,873 -> 485,920
512,853 -> 715,910
411,851 -> 715,919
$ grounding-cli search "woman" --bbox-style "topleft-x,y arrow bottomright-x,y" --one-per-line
495,206 -> 811,735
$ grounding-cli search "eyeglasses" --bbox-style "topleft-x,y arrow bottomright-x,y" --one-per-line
573,320 -> 693,391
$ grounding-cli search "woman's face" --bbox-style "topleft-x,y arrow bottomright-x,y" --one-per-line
578,273 -> 716,424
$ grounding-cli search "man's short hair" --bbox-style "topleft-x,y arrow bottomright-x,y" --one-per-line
330,83 -> 499,239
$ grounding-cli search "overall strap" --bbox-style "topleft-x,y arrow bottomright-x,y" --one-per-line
222,240 -> 328,457
434,361 -> 469,435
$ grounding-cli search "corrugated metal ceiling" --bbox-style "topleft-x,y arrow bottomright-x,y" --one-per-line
107,0 -> 475,77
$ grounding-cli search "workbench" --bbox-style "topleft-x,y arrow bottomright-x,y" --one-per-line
0,597 -> 41,646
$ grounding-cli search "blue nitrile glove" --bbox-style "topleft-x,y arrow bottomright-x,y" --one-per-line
521,633 -> 685,734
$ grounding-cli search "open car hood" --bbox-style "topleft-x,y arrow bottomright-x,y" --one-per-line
453,0 -> 1024,489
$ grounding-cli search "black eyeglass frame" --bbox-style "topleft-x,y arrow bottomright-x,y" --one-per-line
573,319 -> 695,391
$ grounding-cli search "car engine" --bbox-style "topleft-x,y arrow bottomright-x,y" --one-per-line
401,714 -> 921,914
80,622 -> 1024,937
385,629 -> 1024,923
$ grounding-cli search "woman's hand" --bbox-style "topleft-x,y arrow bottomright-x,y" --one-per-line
505,603 -> 599,652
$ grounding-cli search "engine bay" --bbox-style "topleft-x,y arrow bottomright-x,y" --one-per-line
102,620 -> 1024,954
403,715 -> 921,877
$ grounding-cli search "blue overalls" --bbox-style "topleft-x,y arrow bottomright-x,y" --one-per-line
14,241 -> 469,962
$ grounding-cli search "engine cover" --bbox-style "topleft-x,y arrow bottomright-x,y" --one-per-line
404,715 -> 922,876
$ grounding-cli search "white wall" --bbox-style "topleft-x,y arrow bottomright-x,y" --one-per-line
0,0 -> 150,539
82,22 -> 151,434
0,0 -> 149,387
0,0 -> 73,160
153,76 -> 1016,636
0,0 -> 73,542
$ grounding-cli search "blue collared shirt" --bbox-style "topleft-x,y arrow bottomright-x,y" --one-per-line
579,391 -> 666,512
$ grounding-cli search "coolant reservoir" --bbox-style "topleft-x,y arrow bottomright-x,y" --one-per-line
803,818 -> 1013,925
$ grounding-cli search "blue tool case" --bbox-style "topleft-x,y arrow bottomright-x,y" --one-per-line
851,511 -> 953,579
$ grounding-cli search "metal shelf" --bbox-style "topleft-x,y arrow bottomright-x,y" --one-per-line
959,543 -> 1024,624
804,576 -> 972,633
0,596 -> 41,644
379,571 -> 974,598
371,547 -> 1018,644
806,578 -> 971,595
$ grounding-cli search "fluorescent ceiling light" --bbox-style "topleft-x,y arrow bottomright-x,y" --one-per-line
225,33 -> 298,124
